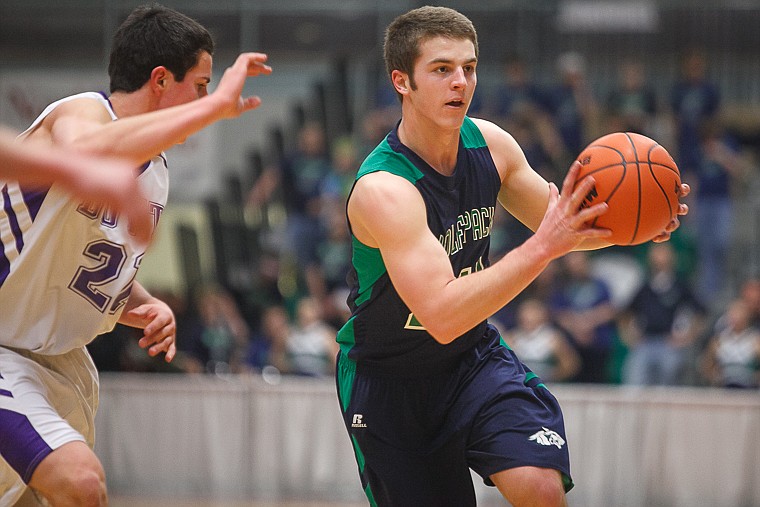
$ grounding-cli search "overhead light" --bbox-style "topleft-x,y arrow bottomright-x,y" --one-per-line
557,1 -> 659,33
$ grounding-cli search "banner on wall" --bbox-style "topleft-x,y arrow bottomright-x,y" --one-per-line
0,69 -> 220,202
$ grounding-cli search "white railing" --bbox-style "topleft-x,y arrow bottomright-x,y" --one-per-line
96,373 -> 760,507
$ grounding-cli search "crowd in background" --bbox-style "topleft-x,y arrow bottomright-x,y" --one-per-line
90,48 -> 760,389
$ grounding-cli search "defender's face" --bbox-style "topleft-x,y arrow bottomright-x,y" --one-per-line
158,50 -> 213,109
405,36 -> 477,128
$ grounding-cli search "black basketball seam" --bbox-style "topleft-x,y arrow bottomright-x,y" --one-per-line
624,132 -> 642,245
579,144 -> 627,230
647,144 -> 674,221
650,162 -> 679,174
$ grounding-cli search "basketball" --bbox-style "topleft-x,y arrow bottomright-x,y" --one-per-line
574,132 -> 681,245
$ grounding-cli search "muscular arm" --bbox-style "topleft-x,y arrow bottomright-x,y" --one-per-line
42,96 -> 221,166
473,118 -> 612,251
0,127 -> 87,185
0,128 -> 153,243
348,167 -> 609,344
29,53 -> 271,166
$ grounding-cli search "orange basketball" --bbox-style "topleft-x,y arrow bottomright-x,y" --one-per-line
574,132 -> 681,245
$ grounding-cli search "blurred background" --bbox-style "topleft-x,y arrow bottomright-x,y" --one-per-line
2,1 -> 760,506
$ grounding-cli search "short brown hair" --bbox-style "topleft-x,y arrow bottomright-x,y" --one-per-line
109,4 -> 214,93
383,6 -> 478,99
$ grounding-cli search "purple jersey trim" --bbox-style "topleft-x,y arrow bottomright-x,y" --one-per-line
1,186 -> 17,288
0,369 -> 8,397
1,185 -> 23,253
138,154 -> 167,176
0,258 -> 8,287
19,185 -> 47,222
98,90 -> 114,110
1,184 -> 49,289
0,240 -> 9,289
0,409 -> 53,483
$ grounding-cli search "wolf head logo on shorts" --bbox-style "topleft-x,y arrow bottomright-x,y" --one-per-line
529,427 -> 565,449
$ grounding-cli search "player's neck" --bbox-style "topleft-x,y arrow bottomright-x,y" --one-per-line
107,89 -> 153,119
397,115 -> 459,176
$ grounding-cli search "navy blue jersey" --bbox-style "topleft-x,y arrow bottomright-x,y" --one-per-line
337,117 -> 502,376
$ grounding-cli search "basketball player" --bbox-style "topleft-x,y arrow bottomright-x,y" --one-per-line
336,7 -> 689,507
0,4 -> 271,506
0,127 -> 152,245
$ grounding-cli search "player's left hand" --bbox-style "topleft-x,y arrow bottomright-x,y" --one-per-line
127,299 -> 177,362
213,52 -> 272,119
652,182 -> 690,243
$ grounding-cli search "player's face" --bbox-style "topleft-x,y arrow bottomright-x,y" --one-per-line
406,36 -> 477,129
158,51 -> 213,109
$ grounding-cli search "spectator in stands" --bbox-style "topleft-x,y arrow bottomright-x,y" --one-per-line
320,135 -> 360,206
243,245 -> 288,317
87,324 -> 138,373
305,204 -> 352,329
699,298 -> 760,388
245,304 -> 292,374
491,53 -> 548,123
357,108 -> 398,161
710,277 -> 760,336
491,262 -> 562,333
182,284 -> 252,374
503,298 -> 580,383
286,296 -> 339,377
739,278 -> 760,328
669,48 -> 721,176
487,57 -> 566,258
545,51 -> 600,163
620,243 -> 707,386
692,119 -> 748,303
488,205 -> 532,263
508,111 -> 566,184
249,121 -> 334,268
550,251 -> 617,383
489,57 -> 563,181
605,58 -> 659,137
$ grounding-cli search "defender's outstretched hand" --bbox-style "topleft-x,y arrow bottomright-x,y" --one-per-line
213,52 -> 272,119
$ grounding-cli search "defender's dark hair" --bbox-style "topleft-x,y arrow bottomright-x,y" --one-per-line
108,4 -> 214,93
384,6 -> 478,100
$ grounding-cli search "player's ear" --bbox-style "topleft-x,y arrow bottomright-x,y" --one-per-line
391,70 -> 410,95
150,67 -> 170,92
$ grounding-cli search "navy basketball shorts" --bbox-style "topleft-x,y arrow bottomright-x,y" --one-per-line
336,327 -> 572,507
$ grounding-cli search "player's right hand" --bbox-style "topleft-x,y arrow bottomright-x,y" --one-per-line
129,299 -> 177,362
533,161 -> 611,260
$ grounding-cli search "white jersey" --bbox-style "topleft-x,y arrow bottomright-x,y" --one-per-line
0,92 -> 168,355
